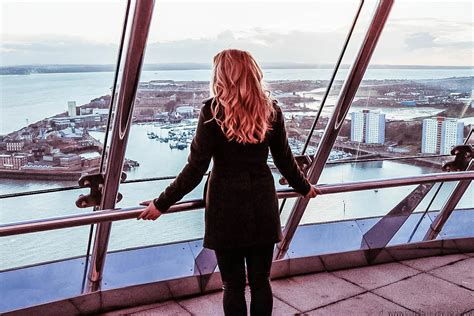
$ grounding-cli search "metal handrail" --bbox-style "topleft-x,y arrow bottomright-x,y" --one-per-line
1,171 -> 472,237
0,154 -> 450,200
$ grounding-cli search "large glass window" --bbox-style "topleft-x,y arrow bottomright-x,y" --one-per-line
108,0 -> 374,251
0,0 -> 126,269
0,1 -> 126,194
300,0 -> 473,224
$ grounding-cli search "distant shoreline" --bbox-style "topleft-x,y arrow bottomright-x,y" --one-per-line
1,63 -> 473,75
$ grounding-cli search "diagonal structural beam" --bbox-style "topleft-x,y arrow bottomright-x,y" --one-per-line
274,0 -> 395,260
278,0 -> 365,215
361,182 -> 435,263
361,134 -> 474,259
85,0 -> 155,293
424,161 -> 474,241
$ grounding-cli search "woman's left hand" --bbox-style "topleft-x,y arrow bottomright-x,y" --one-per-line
137,200 -> 162,221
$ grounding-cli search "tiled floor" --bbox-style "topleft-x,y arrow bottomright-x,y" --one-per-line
102,253 -> 474,315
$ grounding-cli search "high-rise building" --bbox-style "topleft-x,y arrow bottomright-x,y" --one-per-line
421,117 -> 464,154
350,109 -> 385,144
421,118 -> 438,154
350,112 -> 364,143
68,101 -> 77,117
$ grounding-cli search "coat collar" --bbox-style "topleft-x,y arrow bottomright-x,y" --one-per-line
201,96 -> 214,104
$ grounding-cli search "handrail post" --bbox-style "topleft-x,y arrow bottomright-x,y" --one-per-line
274,0 -> 394,260
424,161 -> 474,241
85,0 -> 155,293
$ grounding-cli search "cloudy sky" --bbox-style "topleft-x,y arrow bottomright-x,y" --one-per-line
1,0 -> 473,66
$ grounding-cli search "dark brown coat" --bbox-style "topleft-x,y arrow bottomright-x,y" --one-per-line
153,97 -> 311,250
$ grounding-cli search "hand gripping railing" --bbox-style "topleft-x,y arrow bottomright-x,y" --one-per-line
1,171 -> 472,237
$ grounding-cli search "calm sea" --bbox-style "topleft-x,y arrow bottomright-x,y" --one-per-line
0,68 -> 473,270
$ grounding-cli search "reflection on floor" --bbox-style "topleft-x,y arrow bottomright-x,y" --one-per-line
102,253 -> 474,315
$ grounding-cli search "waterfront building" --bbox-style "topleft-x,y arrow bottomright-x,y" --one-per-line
58,126 -> 84,139
50,114 -> 103,128
421,118 -> 438,154
350,111 -> 364,142
0,153 -> 29,170
350,109 -> 385,144
58,154 -> 82,169
20,131 -> 33,141
92,108 -> 109,115
68,101 -> 77,117
176,105 -> 194,118
5,141 -> 25,152
80,107 -> 93,115
421,117 -> 464,154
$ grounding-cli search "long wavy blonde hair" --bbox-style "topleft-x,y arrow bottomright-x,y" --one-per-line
206,49 -> 277,144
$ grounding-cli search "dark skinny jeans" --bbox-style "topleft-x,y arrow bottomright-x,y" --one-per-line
214,242 -> 275,316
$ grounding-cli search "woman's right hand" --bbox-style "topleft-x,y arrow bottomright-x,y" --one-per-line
304,185 -> 318,199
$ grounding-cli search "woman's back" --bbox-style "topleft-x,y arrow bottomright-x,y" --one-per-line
206,97 -> 272,172
200,96 -> 311,250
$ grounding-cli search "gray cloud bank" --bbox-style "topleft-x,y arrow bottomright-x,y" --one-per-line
1,27 -> 472,67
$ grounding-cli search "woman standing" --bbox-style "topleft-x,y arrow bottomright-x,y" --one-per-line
138,49 -> 318,315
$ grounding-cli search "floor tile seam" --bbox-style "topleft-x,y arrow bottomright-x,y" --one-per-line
283,268 -> 368,293
172,290 -> 304,314
425,255 -> 473,272
328,268 -> 425,293
370,275 -> 474,313
359,269 -> 434,294
394,257 -> 472,274
432,255 -> 473,268
285,273 -> 317,285
301,289 -> 371,313
173,300 -> 194,315
272,295 -> 304,313
396,259 -> 429,272
270,292 -> 304,313
368,289 -> 420,314
327,270 -> 372,291
424,270 -> 474,292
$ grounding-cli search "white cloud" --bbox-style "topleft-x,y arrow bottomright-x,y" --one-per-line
1,1 -> 472,66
